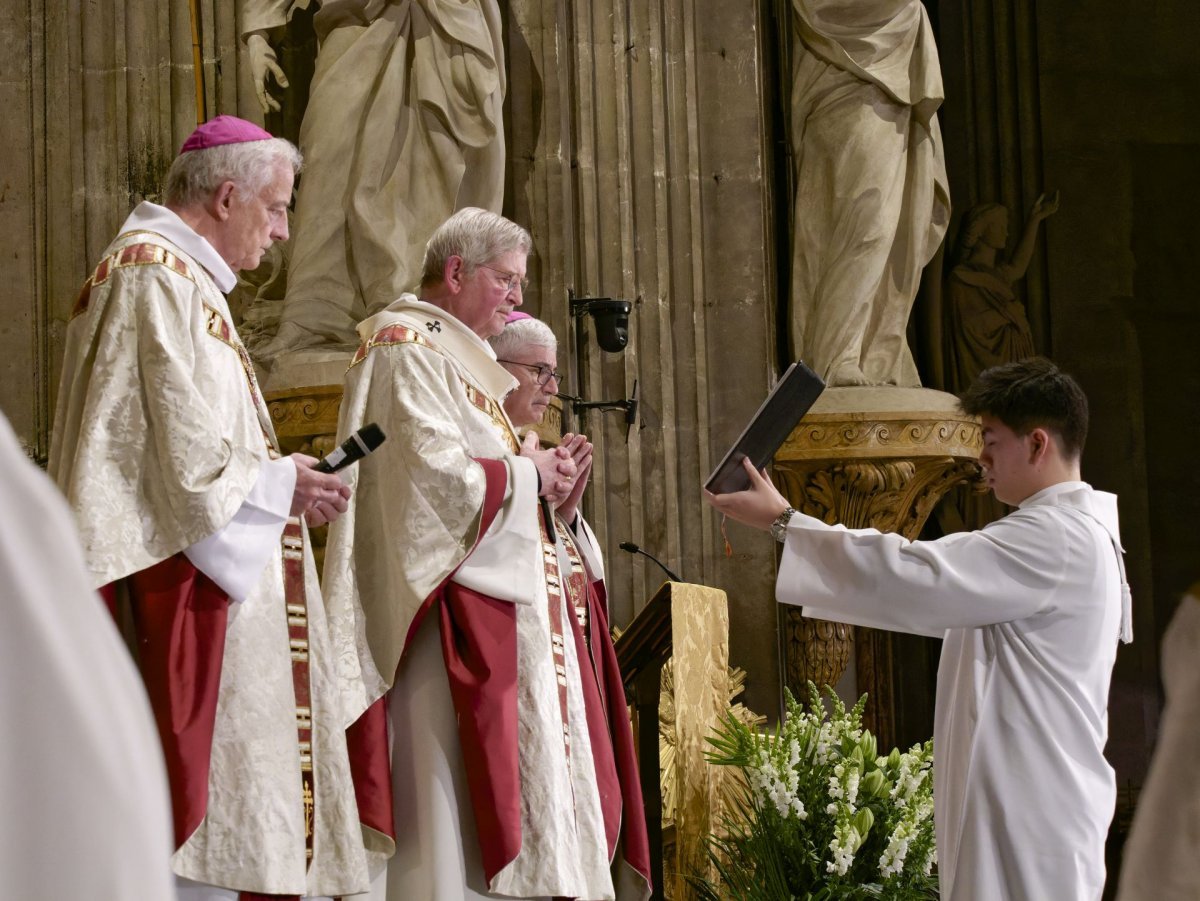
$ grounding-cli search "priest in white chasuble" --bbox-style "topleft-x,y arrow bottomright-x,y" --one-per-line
489,312 -> 652,897
706,358 -> 1131,901
323,208 -> 653,900
49,117 -> 370,901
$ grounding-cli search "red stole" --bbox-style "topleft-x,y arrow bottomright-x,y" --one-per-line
580,579 -> 654,890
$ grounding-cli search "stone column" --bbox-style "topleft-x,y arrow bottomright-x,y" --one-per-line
506,0 -> 782,714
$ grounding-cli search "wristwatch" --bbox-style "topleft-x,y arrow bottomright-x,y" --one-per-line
770,506 -> 797,543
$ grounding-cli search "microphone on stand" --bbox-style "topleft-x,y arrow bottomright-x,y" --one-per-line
313,423 -> 387,473
619,541 -> 682,583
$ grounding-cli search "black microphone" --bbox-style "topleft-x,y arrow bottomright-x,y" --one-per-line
619,540 -> 682,583
313,423 -> 387,473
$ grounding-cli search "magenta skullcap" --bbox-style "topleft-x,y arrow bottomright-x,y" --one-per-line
180,115 -> 274,153
504,310 -> 533,324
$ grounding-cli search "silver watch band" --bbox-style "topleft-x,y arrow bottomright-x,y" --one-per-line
771,507 -> 796,543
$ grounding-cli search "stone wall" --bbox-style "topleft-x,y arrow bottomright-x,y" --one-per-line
507,0 -> 783,714
0,0 -> 251,459
1032,1 -> 1200,786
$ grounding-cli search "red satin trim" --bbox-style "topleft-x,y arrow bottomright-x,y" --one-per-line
346,697 -> 395,841
565,584 -> 623,855
588,579 -> 654,888
402,458 -> 509,657
353,457 -> 511,867
237,893 -> 299,901
439,584 -> 522,882
97,581 -> 118,618
103,554 -> 229,849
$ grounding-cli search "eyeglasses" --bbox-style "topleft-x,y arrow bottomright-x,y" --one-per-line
479,264 -> 529,294
497,360 -> 562,387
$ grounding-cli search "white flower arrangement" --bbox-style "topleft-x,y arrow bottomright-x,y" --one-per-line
692,684 -> 938,900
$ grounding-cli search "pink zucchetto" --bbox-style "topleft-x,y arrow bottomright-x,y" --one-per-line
504,310 -> 532,324
180,115 -> 274,153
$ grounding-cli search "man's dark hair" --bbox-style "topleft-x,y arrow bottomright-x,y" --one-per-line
959,357 -> 1089,459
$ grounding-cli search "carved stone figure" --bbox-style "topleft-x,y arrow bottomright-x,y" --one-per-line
242,0 -> 506,356
944,192 -> 1060,393
788,0 -> 950,387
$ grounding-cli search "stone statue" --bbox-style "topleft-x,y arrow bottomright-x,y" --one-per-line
788,0 -> 950,387
944,192 -> 1060,393
242,0 -> 506,356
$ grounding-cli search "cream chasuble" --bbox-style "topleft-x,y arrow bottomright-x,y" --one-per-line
325,297 -> 619,899
49,205 -> 368,896
1116,589 -> 1200,901
0,413 -> 175,900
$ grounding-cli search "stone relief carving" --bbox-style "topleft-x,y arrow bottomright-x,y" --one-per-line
787,0 -> 950,387
944,191 -> 1060,393
940,191 -> 1058,530
241,0 -> 507,359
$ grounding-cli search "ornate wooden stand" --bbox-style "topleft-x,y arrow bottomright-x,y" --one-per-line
615,581 -> 730,900
771,387 -> 982,747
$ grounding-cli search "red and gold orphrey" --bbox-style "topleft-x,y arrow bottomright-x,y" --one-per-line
537,506 -> 573,767
282,519 -> 316,865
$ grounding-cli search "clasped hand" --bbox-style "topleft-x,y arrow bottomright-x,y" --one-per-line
522,431 -> 591,507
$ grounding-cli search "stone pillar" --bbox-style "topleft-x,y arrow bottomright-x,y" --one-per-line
506,0 -> 782,714
772,387 -> 982,745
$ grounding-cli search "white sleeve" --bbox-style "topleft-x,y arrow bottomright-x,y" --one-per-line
452,455 -> 542,606
183,455 -> 296,602
777,508 -> 1069,637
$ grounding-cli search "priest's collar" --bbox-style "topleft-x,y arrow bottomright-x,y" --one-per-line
119,202 -> 238,293
359,295 -> 518,401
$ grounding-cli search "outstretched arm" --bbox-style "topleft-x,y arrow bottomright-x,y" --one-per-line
1005,190 -> 1059,280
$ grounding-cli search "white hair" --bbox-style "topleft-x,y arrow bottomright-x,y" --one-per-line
163,138 -> 302,207
489,318 -> 558,359
421,207 -> 532,287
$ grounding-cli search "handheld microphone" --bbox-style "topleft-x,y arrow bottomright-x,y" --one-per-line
313,423 -> 386,474
619,540 -> 682,583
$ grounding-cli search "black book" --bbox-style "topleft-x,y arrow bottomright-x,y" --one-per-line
704,361 -> 826,494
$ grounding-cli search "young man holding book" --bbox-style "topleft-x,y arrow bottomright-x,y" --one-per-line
705,357 -> 1130,901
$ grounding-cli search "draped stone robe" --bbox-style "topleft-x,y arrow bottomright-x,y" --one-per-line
788,0 -> 950,386
242,0 -> 506,352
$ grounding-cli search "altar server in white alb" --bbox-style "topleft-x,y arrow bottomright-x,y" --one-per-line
705,357 -> 1131,901
49,116 -> 369,900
